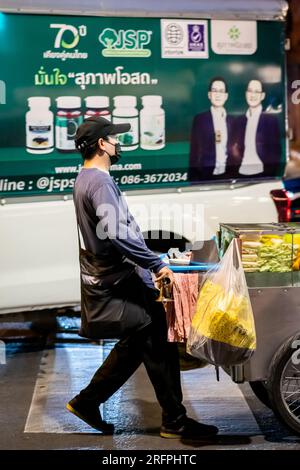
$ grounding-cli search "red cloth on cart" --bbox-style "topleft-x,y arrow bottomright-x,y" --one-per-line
164,273 -> 200,342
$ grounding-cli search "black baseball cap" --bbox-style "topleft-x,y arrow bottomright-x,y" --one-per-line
75,116 -> 130,151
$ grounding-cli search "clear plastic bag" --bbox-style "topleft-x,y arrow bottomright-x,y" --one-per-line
187,238 -> 256,366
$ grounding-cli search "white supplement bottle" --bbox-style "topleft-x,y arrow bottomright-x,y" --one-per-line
55,96 -> 83,152
26,97 -> 54,154
112,96 -> 139,151
84,96 -> 111,120
140,95 -> 165,150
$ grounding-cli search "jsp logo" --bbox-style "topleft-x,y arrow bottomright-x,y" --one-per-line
0,340 -> 6,365
0,80 -> 5,104
50,24 -> 87,49
99,28 -> 152,57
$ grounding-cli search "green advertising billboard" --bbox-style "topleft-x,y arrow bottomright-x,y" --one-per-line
0,13 -> 286,197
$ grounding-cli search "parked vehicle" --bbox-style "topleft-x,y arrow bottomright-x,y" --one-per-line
0,0 -> 288,314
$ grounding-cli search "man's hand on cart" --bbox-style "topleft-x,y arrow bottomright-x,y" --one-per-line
155,266 -> 175,288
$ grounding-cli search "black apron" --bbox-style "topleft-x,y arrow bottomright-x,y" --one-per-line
76,223 -> 152,340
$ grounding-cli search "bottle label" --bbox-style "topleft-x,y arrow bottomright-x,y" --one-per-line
26,124 -> 53,151
56,115 -> 83,150
140,113 -> 165,149
84,110 -> 111,120
113,115 -> 139,150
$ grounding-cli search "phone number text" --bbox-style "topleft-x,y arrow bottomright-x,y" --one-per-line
114,172 -> 188,185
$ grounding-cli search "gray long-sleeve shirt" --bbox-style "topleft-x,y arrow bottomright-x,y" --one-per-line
73,168 -> 166,288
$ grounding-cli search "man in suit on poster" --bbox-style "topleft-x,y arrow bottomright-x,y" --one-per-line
229,79 -> 282,178
189,77 -> 233,181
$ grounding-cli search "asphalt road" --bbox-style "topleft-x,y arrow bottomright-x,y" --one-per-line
0,334 -> 300,451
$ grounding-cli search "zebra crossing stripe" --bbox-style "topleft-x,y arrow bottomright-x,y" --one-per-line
24,343 -> 260,435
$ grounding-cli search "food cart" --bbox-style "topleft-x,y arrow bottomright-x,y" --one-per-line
163,223 -> 300,435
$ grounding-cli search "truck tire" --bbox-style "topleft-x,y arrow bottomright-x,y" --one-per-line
267,333 -> 300,435
249,381 -> 272,409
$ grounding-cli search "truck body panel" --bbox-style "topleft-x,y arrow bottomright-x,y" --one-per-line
0,0 -> 288,314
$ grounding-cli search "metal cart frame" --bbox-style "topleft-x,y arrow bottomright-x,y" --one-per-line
163,248 -> 300,435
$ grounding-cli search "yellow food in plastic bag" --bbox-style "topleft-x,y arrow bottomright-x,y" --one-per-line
191,279 -> 256,350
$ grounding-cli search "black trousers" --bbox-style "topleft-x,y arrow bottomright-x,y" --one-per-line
78,280 -> 187,424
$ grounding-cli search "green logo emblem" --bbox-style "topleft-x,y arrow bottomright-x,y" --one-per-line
99,28 -> 152,57
50,24 -> 87,49
228,26 -> 240,41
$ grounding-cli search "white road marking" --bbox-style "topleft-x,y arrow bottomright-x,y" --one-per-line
24,345 -> 104,433
181,367 -> 260,435
24,344 -> 260,435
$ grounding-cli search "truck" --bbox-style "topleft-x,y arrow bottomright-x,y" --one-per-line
0,0 -> 289,315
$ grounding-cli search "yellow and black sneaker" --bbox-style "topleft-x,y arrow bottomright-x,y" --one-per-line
160,416 -> 218,439
66,396 -> 114,434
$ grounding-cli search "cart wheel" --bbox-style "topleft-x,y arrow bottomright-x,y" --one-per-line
267,334 -> 300,435
249,381 -> 272,409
